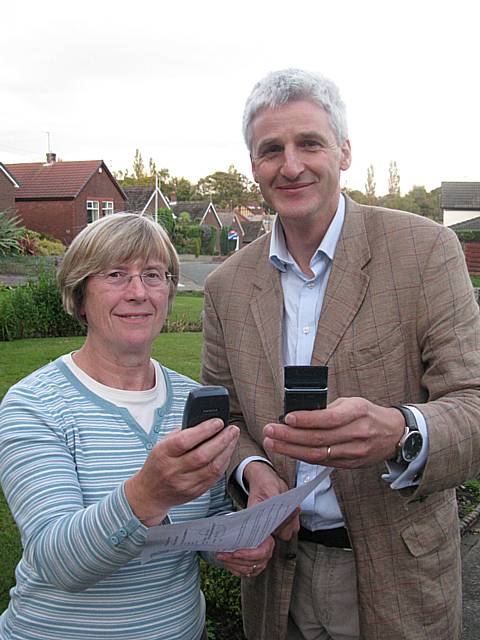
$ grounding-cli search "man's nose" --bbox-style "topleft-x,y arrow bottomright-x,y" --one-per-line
280,147 -> 304,180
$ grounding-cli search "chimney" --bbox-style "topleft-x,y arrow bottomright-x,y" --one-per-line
46,152 -> 56,164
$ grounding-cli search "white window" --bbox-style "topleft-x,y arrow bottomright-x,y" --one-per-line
87,200 -> 100,223
102,201 -> 114,216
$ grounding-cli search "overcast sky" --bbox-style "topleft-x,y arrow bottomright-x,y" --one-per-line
1,0 -> 479,195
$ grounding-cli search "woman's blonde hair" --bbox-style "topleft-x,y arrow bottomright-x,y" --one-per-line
57,213 -> 179,326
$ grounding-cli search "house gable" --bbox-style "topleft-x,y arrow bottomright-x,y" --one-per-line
442,181 -> 480,227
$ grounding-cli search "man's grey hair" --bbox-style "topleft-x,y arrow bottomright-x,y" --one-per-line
242,68 -> 348,152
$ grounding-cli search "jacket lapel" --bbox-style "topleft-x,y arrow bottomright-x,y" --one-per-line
311,197 -> 371,365
249,241 -> 284,394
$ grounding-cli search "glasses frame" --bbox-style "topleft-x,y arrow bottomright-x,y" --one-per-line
92,269 -> 176,290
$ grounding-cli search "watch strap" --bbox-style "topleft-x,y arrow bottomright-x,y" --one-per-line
392,404 -> 419,464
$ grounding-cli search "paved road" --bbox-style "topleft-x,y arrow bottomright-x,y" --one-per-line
461,526 -> 480,639
178,262 -> 219,291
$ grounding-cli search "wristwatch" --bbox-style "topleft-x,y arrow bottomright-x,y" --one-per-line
392,405 -> 423,464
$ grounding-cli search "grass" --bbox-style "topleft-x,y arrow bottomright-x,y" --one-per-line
470,275 -> 480,288
0,333 -> 203,400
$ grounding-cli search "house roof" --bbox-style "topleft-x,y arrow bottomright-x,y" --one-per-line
123,185 -> 170,214
441,182 -> 480,210
0,163 -> 20,188
5,160 -> 126,200
449,216 -> 480,231
242,219 -> 265,243
216,210 -> 236,227
170,201 -> 211,222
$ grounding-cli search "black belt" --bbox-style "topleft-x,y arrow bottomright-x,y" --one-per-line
298,525 -> 352,549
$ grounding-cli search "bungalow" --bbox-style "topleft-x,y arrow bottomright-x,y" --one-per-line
5,154 -> 126,244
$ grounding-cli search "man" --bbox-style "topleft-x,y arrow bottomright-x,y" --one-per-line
202,69 -> 480,640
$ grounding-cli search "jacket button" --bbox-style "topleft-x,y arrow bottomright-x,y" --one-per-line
286,552 -> 296,560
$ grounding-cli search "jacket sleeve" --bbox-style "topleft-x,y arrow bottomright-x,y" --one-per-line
412,225 -> 480,494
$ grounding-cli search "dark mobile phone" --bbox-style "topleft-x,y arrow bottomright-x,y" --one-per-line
181,385 -> 230,430
283,365 -> 328,417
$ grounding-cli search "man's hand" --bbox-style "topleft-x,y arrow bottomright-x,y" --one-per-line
216,535 -> 275,579
263,397 -> 405,468
243,461 -> 300,541
125,420 -> 240,526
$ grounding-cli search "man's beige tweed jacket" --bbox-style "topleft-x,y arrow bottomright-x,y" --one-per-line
202,196 -> 480,640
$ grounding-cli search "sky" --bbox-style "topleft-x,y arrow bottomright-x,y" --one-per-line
1,0 -> 479,196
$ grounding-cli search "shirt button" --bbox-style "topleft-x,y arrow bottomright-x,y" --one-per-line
119,528 -> 128,538
307,282 -> 315,289
110,535 -> 119,545
286,552 -> 296,560
146,442 -> 153,451
303,326 -> 310,335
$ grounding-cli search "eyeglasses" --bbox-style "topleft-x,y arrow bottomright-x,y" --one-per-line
93,269 -> 176,289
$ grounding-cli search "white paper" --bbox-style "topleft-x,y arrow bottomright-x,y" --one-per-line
141,467 -> 331,564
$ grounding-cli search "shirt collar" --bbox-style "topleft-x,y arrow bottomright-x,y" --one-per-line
269,193 -> 345,272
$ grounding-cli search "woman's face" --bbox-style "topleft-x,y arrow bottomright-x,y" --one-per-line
81,258 -> 171,357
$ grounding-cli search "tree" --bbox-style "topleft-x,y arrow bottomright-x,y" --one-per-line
157,208 -> 175,237
132,149 -> 145,180
365,165 -> 376,204
388,161 -> 400,196
196,165 -> 261,208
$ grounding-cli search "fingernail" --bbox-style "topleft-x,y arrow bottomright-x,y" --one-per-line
264,425 -> 273,436
284,413 -> 295,425
264,437 -> 274,450
228,425 -> 240,439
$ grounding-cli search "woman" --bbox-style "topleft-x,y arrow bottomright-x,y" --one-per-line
0,213 -> 273,640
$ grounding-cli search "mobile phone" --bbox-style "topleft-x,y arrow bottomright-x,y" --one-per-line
182,385 -> 230,430
283,365 -> 328,417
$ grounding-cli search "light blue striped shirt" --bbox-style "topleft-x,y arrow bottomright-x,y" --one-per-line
0,358 -> 230,640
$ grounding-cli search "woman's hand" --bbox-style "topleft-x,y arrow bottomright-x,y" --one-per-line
216,535 -> 275,578
125,420 -> 239,526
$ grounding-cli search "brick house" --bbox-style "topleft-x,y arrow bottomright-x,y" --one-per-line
448,216 -> 480,275
5,155 -> 126,244
0,163 -> 20,213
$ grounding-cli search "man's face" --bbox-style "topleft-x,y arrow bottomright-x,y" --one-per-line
250,99 -> 351,225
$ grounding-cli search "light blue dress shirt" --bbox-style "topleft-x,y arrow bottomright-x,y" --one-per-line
238,194 -> 429,530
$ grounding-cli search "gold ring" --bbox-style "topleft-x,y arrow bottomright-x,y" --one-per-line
326,445 -> 332,461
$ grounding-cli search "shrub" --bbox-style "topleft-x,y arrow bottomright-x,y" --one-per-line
200,560 -> 243,639
0,269 -> 84,341
0,210 -> 24,256
36,239 -> 66,256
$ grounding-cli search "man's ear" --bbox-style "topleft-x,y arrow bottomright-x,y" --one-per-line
340,139 -> 352,172
250,154 -> 259,183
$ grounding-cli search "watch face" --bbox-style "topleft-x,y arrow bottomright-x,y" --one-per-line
402,431 -> 423,462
